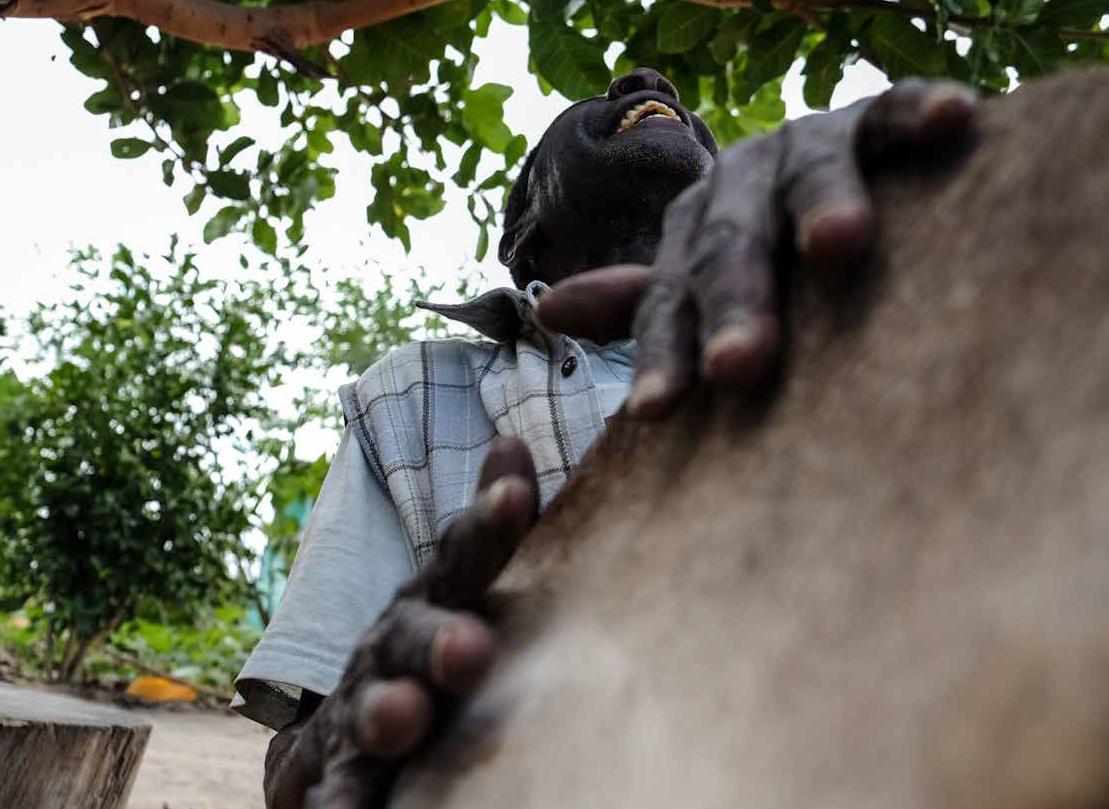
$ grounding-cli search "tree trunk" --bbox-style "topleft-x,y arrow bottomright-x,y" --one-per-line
390,67 -> 1109,809
0,684 -> 150,809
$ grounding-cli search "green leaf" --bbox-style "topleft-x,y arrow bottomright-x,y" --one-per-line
203,205 -> 244,243
657,3 -> 720,54
493,0 -> 529,24
803,23 -> 852,110
505,133 -> 528,167
529,17 -> 611,99
343,17 -> 446,86
426,0 -> 473,31
1038,0 -> 1109,28
709,11 -> 759,65
349,122 -> 383,156
61,27 -> 110,79
475,5 -> 494,35
83,85 -> 122,116
183,185 -> 206,215
251,218 -> 278,255
219,136 -> 255,166
1004,27 -> 1066,75
461,83 -> 515,153
996,0 -> 1047,23
740,78 -> 787,129
165,81 -> 220,104
207,170 -> 251,201
733,15 -> 806,104
257,70 -> 279,107
453,143 -> 483,186
306,128 -> 334,155
475,225 -> 490,261
400,183 -> 447,219
161,159 -> 175,187
861,13 -> 947,80
110,138 -> 152,159
531,0 -> 570,22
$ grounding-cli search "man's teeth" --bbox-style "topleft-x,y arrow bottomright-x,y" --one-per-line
617,100 -> 681,133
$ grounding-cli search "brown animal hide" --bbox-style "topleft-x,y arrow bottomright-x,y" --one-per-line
392,68 -> 1109,809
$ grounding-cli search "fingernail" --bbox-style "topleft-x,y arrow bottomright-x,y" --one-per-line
798,200 -> 874,266
479,477 -> 520,522
356,681 -> 432,756
920,85 -> 977,135
357,683 -> 390,747
431,619 -> 495,692
922,84 -> 977,112
626,370 -> 672,417
703,321 -> 759,370
702,320 -> 778,383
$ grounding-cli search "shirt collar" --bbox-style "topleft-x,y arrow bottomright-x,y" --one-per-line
416,281 -> 551,343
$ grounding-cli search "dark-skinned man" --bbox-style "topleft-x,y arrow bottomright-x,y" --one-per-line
234,67 -> 976,808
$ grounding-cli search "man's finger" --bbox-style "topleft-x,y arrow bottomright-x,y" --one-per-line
265,719 -> 328,809
536,264 -> 653,343
626,182 -> 705,418
686,135 -> 785,387
476,435 -> 538,492
627,278 -> 699,418
373,599 -> 497,694
777,109 -> 877,270
687,226 -> 781,386
858,79 -> 977,162
398,438 -> 537,611
302,754 -> 397,809
348,678 -> 435,756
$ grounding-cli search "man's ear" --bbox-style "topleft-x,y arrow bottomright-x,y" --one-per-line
498,145 -> 545,281
498,210 -> 540,267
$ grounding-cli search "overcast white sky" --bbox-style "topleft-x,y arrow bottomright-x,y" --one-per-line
0,18 -> 889,313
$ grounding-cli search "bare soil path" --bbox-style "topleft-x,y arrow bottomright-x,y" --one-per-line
126,708 -> 272,809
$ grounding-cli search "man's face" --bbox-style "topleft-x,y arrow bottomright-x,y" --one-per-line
500,68 -> 718,285
532,68 -> 717,224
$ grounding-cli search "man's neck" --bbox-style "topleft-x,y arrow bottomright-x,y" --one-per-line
532,211 -> 664,284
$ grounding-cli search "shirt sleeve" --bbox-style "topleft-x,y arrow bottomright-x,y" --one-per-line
232,426 -> 416,730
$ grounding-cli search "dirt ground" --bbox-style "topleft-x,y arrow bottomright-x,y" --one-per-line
126,708 -> 273,809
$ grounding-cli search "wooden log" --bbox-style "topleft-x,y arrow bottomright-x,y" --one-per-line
0,684 -> 151,809
391,67 -> 1109,809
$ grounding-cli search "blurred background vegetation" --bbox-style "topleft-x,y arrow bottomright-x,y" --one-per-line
0,244 -> 474,694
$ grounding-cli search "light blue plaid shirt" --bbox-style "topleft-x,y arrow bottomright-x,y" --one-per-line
234,281 -> 635,729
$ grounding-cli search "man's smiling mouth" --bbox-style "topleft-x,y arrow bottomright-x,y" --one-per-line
616,100 -> 684,133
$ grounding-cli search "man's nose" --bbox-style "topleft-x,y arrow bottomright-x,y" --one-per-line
606,68 -> 679,102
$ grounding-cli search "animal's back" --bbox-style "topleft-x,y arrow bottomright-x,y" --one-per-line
391,68 -> 1109,809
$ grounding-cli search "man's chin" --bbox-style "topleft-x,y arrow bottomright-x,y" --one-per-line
599,127 -> 714,181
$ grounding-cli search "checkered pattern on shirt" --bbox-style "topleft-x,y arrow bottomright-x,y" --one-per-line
338,291 -> 611,565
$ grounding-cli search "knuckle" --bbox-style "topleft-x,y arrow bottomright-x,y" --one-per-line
722,131 -> 779,166
783,144 -> 849,187
892,76 -> 931,94
632,286 -> 679,342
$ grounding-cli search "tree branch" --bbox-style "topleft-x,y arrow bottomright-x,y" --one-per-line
3,0 -> 453,52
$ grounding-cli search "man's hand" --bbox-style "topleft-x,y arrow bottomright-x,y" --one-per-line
264,436 -> 539,809
537,79 -> 977,416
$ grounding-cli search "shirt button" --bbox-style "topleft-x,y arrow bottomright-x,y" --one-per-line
561,356 -> 578,378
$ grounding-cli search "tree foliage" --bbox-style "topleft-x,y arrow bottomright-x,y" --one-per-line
0,243 -> 467,680
51,0 -> 1109,261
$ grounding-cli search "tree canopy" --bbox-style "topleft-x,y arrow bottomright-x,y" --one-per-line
6,0 -> 1106,263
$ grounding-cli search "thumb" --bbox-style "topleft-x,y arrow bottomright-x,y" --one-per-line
537,264 -> 653,343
